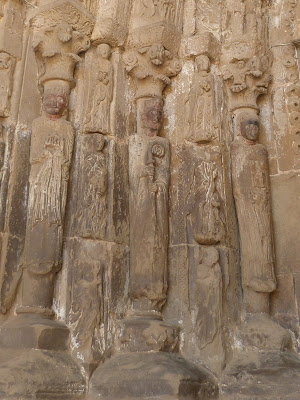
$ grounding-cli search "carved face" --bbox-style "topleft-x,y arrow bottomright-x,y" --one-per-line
240,118 -> 259,142
43,92 -> 67,117
149,44 -> 166,66
95,134 -> 105,152
142,98 -> 163,134
195,55 -> 210,73
97,44 -> 111,59
0,53 -> 11,69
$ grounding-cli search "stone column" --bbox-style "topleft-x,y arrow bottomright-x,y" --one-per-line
62,1 -> 132,373
0,3 -> 94,399
124,45 -> 180,318
221,0 -> 292,368
0,0 -> 25,314
89,2 -> 219,399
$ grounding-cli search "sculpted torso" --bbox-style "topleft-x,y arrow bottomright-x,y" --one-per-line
231,113 -> 276,294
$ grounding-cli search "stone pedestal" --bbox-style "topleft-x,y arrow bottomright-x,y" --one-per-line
89,314 -> 219,400
89,352 -> 218,400
221,351 -> 300,400
0,314 -> 85,399
221,314 -> 300,399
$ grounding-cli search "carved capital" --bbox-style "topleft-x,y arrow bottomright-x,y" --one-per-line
124,44 -> 181,98
30,0 -> 95,36
222,56 -> 272,111
128,0 -> 184,53
33,22 -> 90,87
91,0 -> 132,47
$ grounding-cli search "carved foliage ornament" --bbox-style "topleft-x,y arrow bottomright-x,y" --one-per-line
133,0 -> 184,29
123,44 -> 181,97
30,0 -> 95,36
222,56 -> 272,110
33,23 -> 90,86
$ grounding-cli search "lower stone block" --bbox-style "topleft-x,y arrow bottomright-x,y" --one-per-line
88,352 -> 219,400
0,348 -> 85,400
0,314 -> 85,399
0,314 -> 69,351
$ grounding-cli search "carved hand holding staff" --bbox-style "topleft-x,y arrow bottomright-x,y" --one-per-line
129,97 -> 170,315
124,44 -> 181,316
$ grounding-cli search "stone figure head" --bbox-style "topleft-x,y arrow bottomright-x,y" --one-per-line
43,80 -> 70,118
198,247 -> 219,268
94,133 -> 105,152
141,97 -> 164,136
148,44 -> 168,66
235,109 -> 260,142
97,44 -> 111,59
195,55 -> 210,73
0,52 -> 12,70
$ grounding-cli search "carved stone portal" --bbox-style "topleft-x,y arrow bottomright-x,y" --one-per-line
0,2 -> 299,400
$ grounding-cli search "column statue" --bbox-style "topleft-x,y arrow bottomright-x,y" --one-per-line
18,80 -> 74,316
231,109 -> 277,313
129,97 -> 169,313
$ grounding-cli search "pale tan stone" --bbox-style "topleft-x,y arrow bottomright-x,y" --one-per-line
0,1 -> 298,399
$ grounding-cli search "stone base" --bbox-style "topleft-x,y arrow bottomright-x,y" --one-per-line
237,314 -> 292,351
117,316 -> 179,352
221,351 -> 300,399
221,315 -> 300,399
0,314 -> 69,351
0,348 -> 86,400
0,315 -> 85,399
88,352 -> 218,400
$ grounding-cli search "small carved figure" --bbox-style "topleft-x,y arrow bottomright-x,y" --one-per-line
192,247 -> 222,349
19,80 -> 74,315
70,257 -> 103,361
187,55 -> 217,143
231,110 -> 277,302
186,161 -> 224,245
76,134 -> 108,239
84,44 -> 113,135
0,52 -> 15,117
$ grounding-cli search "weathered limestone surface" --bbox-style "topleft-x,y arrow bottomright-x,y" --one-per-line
0,1 -> 299,400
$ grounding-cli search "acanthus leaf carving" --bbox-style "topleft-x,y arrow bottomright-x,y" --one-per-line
222,55 -> 272,111
30,0 -> 95,37
123,44 -> 181,98
33,23 -> 90,87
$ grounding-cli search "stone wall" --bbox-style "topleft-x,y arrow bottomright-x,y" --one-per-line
0,1 -> 299,399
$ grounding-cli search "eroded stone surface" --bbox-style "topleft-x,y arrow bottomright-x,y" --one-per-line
0,1 -> 299,399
